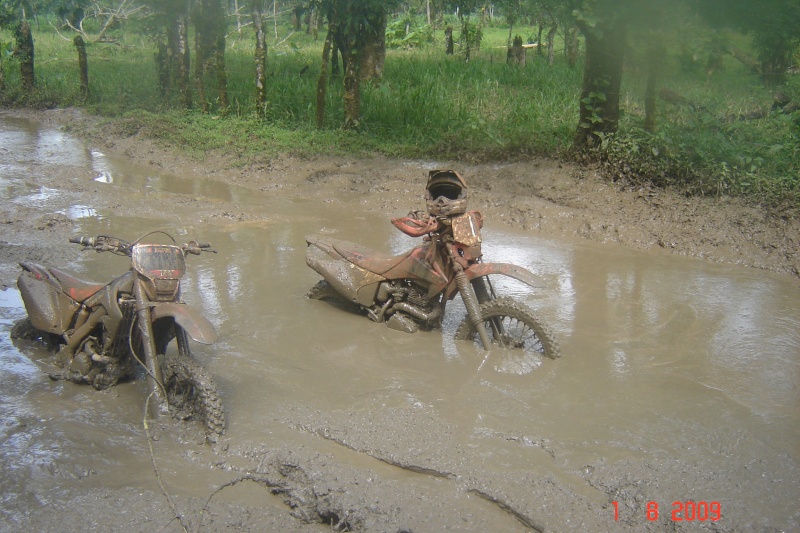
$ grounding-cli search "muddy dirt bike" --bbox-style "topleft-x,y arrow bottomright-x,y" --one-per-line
11,232 -> 225,442
305,210 -> 561,361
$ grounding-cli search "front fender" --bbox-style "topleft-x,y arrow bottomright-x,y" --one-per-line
464,262 -> 545,289
151,302 -> 218,345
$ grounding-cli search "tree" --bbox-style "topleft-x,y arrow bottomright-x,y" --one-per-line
1,1 -> 38,91
251,0 -> 268,116
14,18 -> 34,90
146,0 -> 192,107
569,0 -> 665,149
193,0 -> 228,113
690,0 -> 800,86
55,0 -> 143,43
316,0 -> 398,129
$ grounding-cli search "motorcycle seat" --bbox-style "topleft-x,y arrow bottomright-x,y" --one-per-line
48,268 -> 106,302
333,240 -> 416,275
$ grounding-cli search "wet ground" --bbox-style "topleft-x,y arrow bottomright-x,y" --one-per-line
1,110 -> 799,532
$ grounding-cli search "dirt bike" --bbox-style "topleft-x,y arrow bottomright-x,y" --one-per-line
11,232 -> 225,442
305,211 -> 561,361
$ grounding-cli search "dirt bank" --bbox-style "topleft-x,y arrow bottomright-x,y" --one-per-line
55,107 -> 800,280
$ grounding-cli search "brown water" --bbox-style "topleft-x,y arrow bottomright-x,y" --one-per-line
1,114 -> 798,531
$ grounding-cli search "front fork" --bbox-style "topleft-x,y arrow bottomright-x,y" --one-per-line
133,276 -> 164,417
446,243 -> 492,351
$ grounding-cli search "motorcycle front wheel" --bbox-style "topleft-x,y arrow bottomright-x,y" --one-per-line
161,353 -> 225,442
454,296 -> 561,360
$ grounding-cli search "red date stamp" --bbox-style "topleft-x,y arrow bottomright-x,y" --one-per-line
612,501 -> 722,522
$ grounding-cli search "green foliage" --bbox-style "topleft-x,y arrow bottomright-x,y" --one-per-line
579,89 -> 607,129
596,101 -> 800,209
1,13 -> 797,209
385,15 -> 433,49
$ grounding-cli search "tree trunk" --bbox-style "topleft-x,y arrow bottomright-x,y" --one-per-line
463,18 -> 471,62
644,40 -> 664,132
573,20 -> 628,149
547,23 -> 557,66
252,1 -> 268,116
193,0 -> 228,113
359,9 -> 386,82
343,45 -> 360,129
162,2 -> 192,107
292,6 -> 303,31
726,45 -> 761,76
215,33 -> 229,113
155,41 -> 170,96
194,21 -> 210,112
176,12 -> 191,108
566,26 -> 579,67
536,23 -> 544,56
15,21 -> 35,92
507,35 -> 525,66
74,35 -> 89,100
316,25 -> 333,129
234,0 -> 242,36
445,26 -> 454,55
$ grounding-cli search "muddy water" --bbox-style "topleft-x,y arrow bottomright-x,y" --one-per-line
1,114 -> 798,531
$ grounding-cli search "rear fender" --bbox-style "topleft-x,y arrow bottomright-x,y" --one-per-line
306,236 -> 384,306
151,302 -> 217,345
17,267 -> 78,334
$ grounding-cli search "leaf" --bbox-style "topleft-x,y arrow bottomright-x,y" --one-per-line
767,144 -> 784,154
651,147 -> 659,156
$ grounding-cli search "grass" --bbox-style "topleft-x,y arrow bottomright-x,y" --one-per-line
1,18 -> 798,211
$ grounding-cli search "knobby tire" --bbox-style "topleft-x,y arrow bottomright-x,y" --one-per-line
454,296 -> 561,359
162,353 -> 225,442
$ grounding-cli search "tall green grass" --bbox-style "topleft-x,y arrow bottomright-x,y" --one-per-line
1,20 -> 797,209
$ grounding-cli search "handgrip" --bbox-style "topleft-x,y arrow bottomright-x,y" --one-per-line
69,236 -> 96,246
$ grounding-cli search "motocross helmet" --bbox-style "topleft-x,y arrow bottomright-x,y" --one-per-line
425,170 -> 468,217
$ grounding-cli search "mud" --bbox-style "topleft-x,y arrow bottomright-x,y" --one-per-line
1,108 -> 799,532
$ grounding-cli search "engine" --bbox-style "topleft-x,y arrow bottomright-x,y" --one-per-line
372,280 -> 442,332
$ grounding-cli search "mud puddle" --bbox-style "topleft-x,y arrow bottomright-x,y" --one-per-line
1,112 -> 798,532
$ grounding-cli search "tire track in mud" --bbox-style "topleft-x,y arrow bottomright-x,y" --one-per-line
205,457 -> 362,531
301,424 -> 548,532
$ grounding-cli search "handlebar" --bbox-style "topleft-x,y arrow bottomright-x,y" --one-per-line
70,236 -> 215,255
182,241 -> 215,255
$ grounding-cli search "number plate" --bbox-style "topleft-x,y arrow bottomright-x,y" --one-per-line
451,212 -> 482,247
131,244 -> 186,280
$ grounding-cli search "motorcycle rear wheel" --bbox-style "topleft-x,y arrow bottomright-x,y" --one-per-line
161,353 -> 225,442
307,280 -> 361,313
10,317 -> 61,349
454,297 -> 561,360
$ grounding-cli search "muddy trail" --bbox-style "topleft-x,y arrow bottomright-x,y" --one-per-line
1,109 -> 799,532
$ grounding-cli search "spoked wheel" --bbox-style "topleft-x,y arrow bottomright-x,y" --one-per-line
454,297 -> 561,362
161,352 -> 225,442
